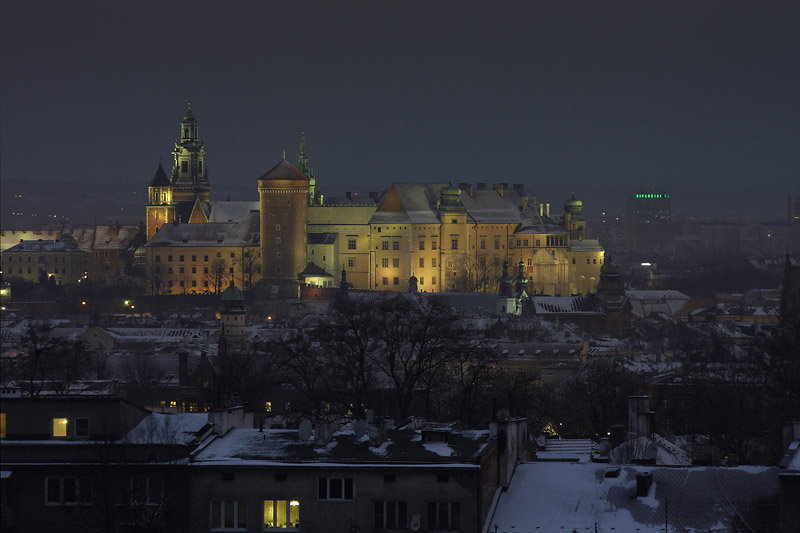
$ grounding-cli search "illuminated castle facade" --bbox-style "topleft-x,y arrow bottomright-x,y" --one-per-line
145,104 -> 604,296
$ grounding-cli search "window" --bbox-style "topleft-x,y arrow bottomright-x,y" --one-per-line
318,478 -> 354,500
231,252 -> 235,258
264,500 -> 300,530
451,238 -> 458,250
192,255 -> 197,262
276,224 -> 281,231
392,241 -> 400,250
46,477 -> 92,505
375,501 -> 407,530
192,280 -> 197,287
432,276 -> 437,285
419,239 -> 425,250
179,267 -> 185,274
348,239 -> 357,250
181,161 -> 188,173
447,261 -> 453,269
432,240 -> 438,250
52,417 -> 68,437
94,251 -> 99,258
204,266 -> 209,274
524,239 -> 529,247
205,255 -> 209,261
74,417 -> 90,438
572,258 -> 576,264
0,412 -> 5,438
179,255 -> 184,262
229,267 -> 234,274
527,259 -> 532,266
211,500 -> 247,530
217,252 -> 222,258
393,277 -> 399,285
382,258 -> 389,268
276,252 -> 282,258
265,402 -> 272,412
419,258 -> 424,268
587,258 -> 590,264
192,267 -> 197,273
392,258 -> 399,268
382,241 -> 390,250
451,219 -> 457,224
131,476 -> 164,505
428,502 -> 460,531
480,239 -> 486,250
382,277 -> 388,286
495,239 -> 500,250
432,258 -> 437,268
593,258 -> 597,264
420,277 -> 424,285
168,255 -> 173,262
168,267 -> 174,274
348,258 -> 355,268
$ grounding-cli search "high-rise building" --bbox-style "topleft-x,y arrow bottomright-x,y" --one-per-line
625,191 -> 672,256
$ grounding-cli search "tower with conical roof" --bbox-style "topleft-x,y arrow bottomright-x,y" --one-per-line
496,260 -> 521,315
146,161 -> 176,240
219,281 -> 246,347
258,157 -> 310,294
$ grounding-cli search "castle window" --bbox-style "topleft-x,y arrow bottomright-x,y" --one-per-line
392,258 -> 399,268
168,267 -> 173,274
179,267 -> 185,274
587,258 -> 590,264
348,258 -> 355,268
495,239 -> 500,250
419,239 -> 425,250
204,267 -> 209,274
192,280 -> 197,287
181,161 -> 188,173
419,258 -> 424,268
276,267 -> 282,274
276,252 -> 281,258
382,258 -> 389,268
179,255 -> 184,262
204,255 -> 209,261
516,239 -> 521,246
276,237 -> 281,243
480,257 -> 486,267
392,241 -> 400,251
527,259 -> 532,266
168,255 -> 173,262
572,259 -> 576,264
420,277 -> 424,285
276,225 -> 281,231
382,277 -> 388,285
179,281 -> 184,287
192,255 -> 197,262
536,239 -> 541,246
451,238 -> 458,250
348,239 -> 357,250
524,239 -> 529,247
198,162 -> 202,173
432,258 -> 437,268
229,267 -> 234,274
382,241 -> 389,250
480,240 -> 486,250
231,253 -> 235,258
431,240 -> 437,250
593,258 -> 597,264
432,276 -> 437,285
451,219 -> 457,224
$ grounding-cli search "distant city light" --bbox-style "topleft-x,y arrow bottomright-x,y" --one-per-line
641,262 -> 651,266
635,193 -> 669,199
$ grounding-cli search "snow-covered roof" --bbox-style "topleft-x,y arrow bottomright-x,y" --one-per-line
146,213 -> 259,247
489,462 -> 778,533
192,426 -> 491,465
532,295 -> 603,314
207,201 -> 260,223
123,412 -> 210,445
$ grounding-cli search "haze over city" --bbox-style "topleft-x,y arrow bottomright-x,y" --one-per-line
2,0 -> 799,227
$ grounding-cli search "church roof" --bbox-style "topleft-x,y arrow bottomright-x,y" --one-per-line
148,162 -> 171,187
258,159 -> 309,182
207,201 -> 260,223
145,212 -> 260,247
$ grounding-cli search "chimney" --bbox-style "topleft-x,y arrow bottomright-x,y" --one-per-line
545,203 -> 550,217
493,183 -> 505,197
627,395 -> 651,440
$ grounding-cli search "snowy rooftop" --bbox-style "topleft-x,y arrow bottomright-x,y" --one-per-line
123,413 -> 210,445
192,427 -> 492,466
489,462 -> 778,533
532,295 -> 603,314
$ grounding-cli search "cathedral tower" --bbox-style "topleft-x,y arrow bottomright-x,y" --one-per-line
146,162 -> 176,241
171,101 -> 212,208
258,158 -> 309,293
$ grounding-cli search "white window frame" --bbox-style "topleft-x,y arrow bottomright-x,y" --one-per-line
318,477 -> 354,501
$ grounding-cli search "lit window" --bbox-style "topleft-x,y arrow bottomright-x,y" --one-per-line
0,412 -> 6,438
264,499 -> 300,529
52,417 -> 68,437
318,478 -> 354,500
211,500 -> 247,531
265,402 -> 272,412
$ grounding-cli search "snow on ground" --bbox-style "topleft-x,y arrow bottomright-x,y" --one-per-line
488,462 -> 778,533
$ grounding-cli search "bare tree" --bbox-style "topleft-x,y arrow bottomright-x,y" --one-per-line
232,246 -> 259,291
14,323 -> 90,396
206,257 -> 227,295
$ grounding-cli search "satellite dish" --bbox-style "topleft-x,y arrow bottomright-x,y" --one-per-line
365,409 -> 375,423
409,513 -> 422,532
298,419 -> 312,441
353,420 -> 368,439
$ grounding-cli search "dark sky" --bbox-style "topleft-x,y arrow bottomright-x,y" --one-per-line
2,1 -> 798,219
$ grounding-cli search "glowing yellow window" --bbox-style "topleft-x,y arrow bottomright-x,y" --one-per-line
0,413 -> 6,438
52,417 -> 68,437
264,500 -> 299,529
265,401 -> 272,413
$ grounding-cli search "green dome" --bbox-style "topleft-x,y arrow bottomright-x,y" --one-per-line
564,194 -> 583,213
221,283 -> 245,312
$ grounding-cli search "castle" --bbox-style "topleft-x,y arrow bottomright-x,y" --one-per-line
144,103 -> 604,296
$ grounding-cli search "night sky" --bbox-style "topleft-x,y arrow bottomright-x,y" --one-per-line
2,1 -> 799,221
